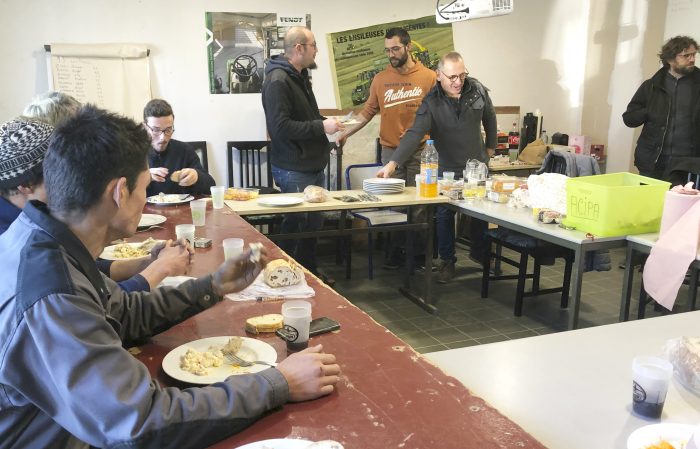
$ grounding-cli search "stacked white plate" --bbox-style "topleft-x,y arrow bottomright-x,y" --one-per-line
362,177 -> 405,195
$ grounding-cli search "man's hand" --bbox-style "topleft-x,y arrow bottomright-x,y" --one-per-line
375,161 -> 398,178
211,247 -> 269,296
149,167 -> 169,183
140,239 -> 193,288
178,168 -> 198,187
323,118 -> 345,135
277,344 -> 341,402
336,131 -> 349,147
486,147 -> 495,158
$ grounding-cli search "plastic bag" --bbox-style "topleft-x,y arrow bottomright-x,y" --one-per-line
303,185 -> 331,203
665,336 -> 700,394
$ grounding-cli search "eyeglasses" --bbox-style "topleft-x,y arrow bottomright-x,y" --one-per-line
384,46 -> 406,55
677,51 -> 698,60
441,71 -> 469,85
144,123 -> 174,136
300,42 -> 317,49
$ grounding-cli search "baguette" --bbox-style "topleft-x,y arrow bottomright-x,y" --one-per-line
245,314 -> 284,334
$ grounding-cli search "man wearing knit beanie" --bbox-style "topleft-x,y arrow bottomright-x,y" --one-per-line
0,117 -> 53,234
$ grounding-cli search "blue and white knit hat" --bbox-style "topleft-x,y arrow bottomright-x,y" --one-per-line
0,118 -> 53,189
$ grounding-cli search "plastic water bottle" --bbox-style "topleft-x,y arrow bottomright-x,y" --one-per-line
420,140 -> 438,198
540,130 -> 549,144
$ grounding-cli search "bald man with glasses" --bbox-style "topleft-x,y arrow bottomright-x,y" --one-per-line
624,35 -> 700,184
144,98 -> 215,196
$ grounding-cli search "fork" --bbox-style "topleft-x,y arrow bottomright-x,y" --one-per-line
136,225 -> 165,233
223,352 -> 276,367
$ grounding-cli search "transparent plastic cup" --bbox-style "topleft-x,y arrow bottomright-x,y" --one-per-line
222,238 -> 244,260
210,186 -> 225,209
190,200 -> 207,226
175,224 -> 195,247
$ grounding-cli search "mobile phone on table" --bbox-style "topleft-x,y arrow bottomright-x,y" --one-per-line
309,316 -> 340,336
275,316 -> 340,341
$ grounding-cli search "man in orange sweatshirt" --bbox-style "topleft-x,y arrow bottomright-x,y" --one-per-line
339,27 -> 436,269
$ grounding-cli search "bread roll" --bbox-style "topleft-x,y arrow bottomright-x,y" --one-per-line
264,259 -> 304,287
170,170 -> 182,182
245,314 -> 284,334
303,185 -> 330,203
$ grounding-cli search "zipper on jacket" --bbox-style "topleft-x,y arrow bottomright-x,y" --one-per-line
653,84 -> 672,165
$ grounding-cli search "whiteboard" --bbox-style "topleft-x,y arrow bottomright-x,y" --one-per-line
48,43 -> 151,122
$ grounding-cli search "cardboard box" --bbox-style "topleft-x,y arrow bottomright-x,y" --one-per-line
568,135 -> 591,155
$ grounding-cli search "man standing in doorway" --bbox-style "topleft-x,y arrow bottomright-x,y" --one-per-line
262,26 -> 344,277
145,99 -> 216,197
338,27 -> 436,269
623,35 -> 700,184
376,52 -> 497,283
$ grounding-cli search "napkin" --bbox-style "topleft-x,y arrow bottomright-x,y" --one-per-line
225,271 -> 315,301
643,185 -> 700,309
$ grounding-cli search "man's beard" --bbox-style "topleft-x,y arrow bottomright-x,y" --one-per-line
307,62 -> 317,70
390,53 -> 408,68
677,64 -> 696,76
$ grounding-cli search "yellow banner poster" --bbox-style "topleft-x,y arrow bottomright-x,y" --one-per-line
327,16 -> 454,109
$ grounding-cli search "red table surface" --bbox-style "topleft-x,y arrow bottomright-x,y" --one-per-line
132,202 -> 545,449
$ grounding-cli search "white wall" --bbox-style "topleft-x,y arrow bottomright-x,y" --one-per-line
0,0 -> 668,184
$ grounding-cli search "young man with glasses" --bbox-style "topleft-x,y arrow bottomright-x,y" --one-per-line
144,98 -> 215,196
624,35 -> 700,184
338,27 -> 436,270
376,52 -> 497,283
261,26 -> 344,278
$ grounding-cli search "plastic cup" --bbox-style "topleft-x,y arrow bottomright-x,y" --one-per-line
509,149 -> 519,162
281,300 -> 312,352
175,224 -> 195,247
443,171 -> 455,181
632,356 -> 673,419
222,238 -> 244,260
190,200 -> 207,226
211,186 -> 225,209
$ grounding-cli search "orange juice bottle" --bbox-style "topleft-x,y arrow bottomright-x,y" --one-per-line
420,140 -> 438,197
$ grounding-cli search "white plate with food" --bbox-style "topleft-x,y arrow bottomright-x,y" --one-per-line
257,196 -> 304,207
138,213 -> 167,228
147,193 -> 194,205
158,276 -> 196,288
627,423 -> 697,449
162,336 -> 277,385
235,440 -> 344,449
99,238 -> 161,260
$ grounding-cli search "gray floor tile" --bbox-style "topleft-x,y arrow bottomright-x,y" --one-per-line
443,339 -> 480,349
455,322 -> 501,339
475,334 -> 510,344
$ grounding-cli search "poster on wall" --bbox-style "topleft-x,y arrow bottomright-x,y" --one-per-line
328,16 -> 453,109
205,12 -> 311,94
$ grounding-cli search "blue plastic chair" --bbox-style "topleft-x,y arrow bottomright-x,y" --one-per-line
345,163 -> 407,279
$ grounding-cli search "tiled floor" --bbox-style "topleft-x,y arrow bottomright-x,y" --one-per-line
316,240 -> 694,354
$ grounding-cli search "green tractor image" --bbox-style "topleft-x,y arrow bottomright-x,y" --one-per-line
351,68 -> 381,105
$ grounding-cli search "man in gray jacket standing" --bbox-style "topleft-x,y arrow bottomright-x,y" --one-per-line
377,52 -> 497,283
0,108 -> 340,449
262,26 -> 343,277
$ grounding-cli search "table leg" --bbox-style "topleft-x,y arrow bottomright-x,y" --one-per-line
567,248 -> 586,330
399,204 -> 437,314
618,244 -> 636,322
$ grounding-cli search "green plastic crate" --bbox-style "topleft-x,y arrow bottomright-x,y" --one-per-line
563,172 -> 670,237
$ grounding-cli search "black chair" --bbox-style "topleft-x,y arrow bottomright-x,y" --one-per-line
480,151 -> 591,316
226,141 -> 279,193
227,141 -> 281,233
186,141 -> 208,172
481,228 -> 574,316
